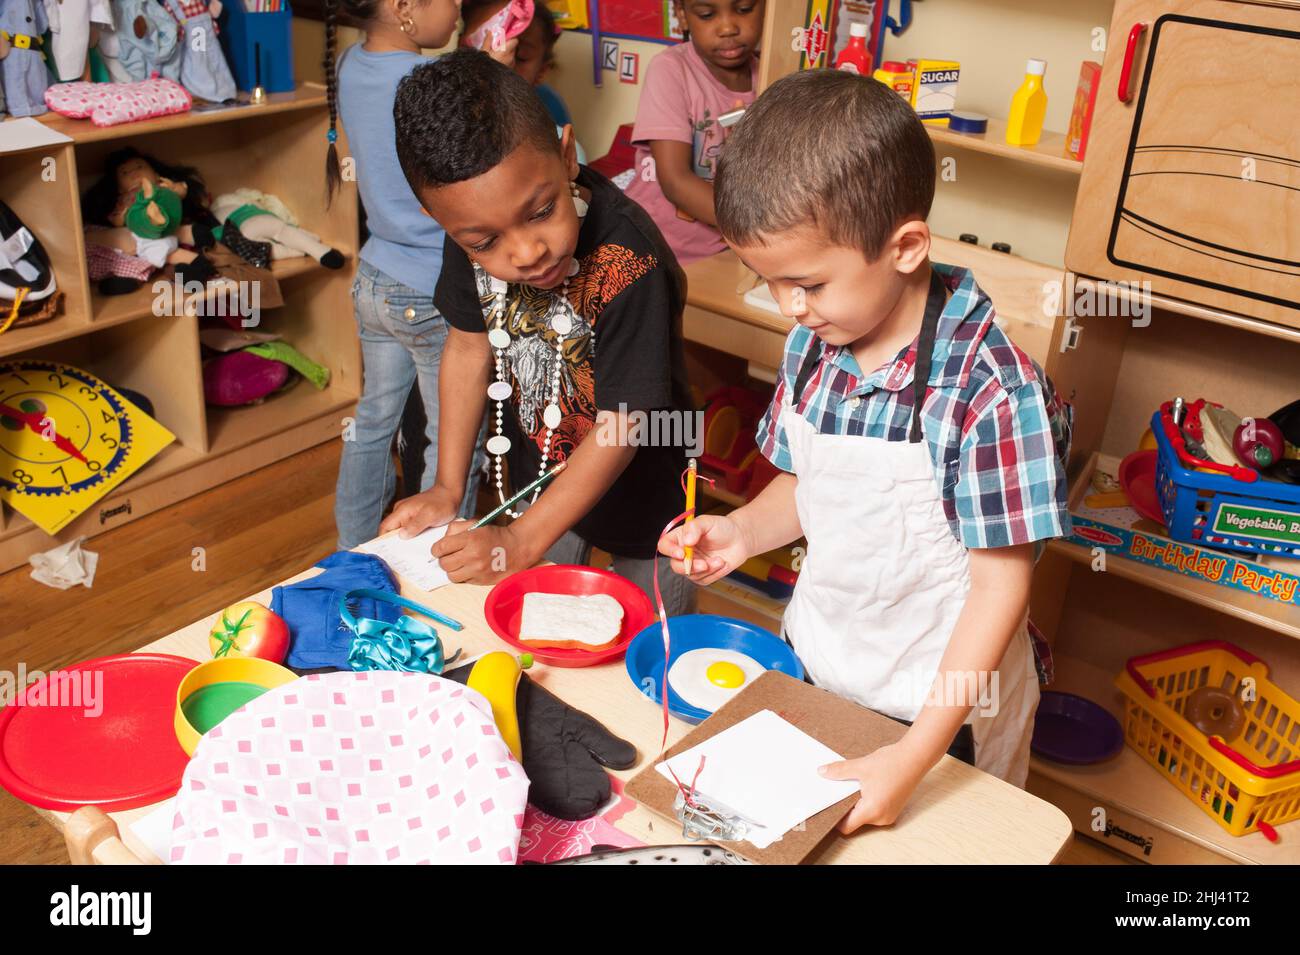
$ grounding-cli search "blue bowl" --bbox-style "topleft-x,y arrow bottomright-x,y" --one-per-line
625,614 -> 804,724
1031,691 -> 1124,765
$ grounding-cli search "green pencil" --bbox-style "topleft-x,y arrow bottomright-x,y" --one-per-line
472,460 -> 568,529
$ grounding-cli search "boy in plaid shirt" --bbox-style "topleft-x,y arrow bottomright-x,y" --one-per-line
659,69 -> 1071,827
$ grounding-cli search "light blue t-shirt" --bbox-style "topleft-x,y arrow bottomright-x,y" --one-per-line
338,46 -> 444,297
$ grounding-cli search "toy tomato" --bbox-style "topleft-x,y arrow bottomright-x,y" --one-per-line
208,601 -> 290,663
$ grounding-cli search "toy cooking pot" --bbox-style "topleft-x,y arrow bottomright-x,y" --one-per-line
174,656 -> 297,756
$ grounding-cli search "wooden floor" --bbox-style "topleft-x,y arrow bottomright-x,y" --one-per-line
0,439 -> 1132,865
0,441 -> 342,865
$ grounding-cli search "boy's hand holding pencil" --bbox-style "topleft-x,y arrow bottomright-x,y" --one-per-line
658,515 -> 751,586
432,521 -> 535,585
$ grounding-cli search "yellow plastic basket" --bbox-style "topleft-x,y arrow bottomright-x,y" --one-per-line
1114,641 -> 1300,839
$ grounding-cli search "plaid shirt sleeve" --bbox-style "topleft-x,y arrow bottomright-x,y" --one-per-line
754,328 -> 807,474
953,376 -> 1071,549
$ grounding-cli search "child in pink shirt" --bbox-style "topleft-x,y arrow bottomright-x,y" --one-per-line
625,0 -> 764,263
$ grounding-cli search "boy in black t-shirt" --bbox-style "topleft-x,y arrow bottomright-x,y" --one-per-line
382,49 -> 696,614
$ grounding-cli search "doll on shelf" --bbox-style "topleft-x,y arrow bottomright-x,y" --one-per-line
163,0 -> 236,103
0,0 -> 52,117
211,190 -> 344,271
82,148 -> 219,292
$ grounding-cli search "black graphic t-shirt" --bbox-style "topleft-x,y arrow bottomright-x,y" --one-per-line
435,165 -> 693,559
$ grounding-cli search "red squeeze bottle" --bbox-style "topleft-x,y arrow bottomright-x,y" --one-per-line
835,22 -> 874,75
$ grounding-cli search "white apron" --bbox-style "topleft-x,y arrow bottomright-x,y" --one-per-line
780,273 -> 1040,786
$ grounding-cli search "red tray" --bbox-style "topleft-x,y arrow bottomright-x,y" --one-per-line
0,653 -> 197,811
483,565 -> 655,667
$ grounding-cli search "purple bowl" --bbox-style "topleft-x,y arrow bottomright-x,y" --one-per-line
1031,691 -> 1124,765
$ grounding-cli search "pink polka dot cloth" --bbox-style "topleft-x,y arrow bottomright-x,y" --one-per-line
44,79 -> 192,128
170,671 -> 530,865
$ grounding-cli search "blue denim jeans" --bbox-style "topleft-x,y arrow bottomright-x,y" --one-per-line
335,261 -> 483,549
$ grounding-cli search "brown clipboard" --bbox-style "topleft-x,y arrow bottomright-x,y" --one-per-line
625,670 -> 908,865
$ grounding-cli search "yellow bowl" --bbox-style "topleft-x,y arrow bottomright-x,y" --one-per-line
174,656 -> 297,756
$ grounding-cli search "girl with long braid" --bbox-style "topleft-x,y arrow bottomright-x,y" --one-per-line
323,0 -> 514,547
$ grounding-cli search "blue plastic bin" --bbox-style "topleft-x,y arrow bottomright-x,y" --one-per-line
219,2 -> 295,94
1151,409 -> 1300,558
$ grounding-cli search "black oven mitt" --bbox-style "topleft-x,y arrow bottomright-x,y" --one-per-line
445,664 -> 638,820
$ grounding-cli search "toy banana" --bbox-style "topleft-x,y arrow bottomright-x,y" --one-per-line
467,651 -> 533,761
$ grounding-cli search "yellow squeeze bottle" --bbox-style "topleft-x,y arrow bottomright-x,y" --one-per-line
1005,58 -> 1048,146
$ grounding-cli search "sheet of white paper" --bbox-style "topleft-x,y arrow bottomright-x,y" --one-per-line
356,526 -> 452,591
655,709 -> 858,849
129,797 -> 177,863
0,118 -> 73,155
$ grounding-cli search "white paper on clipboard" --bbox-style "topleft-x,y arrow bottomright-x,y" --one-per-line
655,709 -> 858,849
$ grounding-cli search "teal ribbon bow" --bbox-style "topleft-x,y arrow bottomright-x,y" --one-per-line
339,589 -> 464,675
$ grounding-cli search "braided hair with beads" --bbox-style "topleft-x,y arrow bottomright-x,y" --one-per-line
322,0 -> 383,205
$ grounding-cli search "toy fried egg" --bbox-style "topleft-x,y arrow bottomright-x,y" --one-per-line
667,648 -> 766,713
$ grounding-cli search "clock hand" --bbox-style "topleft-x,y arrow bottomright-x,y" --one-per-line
45,427 -> 90,464
0,402 -> 90,464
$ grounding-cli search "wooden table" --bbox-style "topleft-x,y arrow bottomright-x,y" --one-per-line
33,563 -> 1073,865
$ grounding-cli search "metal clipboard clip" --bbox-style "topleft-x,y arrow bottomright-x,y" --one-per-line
672,789 -> 753,843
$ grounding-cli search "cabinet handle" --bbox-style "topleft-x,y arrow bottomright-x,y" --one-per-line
1118,22 -> 1147,103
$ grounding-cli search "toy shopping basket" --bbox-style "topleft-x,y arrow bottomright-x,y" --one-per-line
1115,641 -> 1300,840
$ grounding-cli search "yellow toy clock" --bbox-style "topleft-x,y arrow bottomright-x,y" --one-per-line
0,360 -> 174,535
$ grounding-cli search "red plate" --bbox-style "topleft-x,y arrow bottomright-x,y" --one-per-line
483,565 -> 655,667
1119,450 -> 1165,525
0,653 -> 197,811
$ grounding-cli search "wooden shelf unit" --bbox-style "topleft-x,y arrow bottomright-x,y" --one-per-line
1028,292 -> 1300,859
926,118 -> 1082,175
1049,453 -> 1300,644
0,85 -> 359,571
1027,565 -> 1300,865
1021,0 -> 1300,866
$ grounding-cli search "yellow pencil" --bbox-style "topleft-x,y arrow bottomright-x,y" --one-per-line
683,458 -> 698,571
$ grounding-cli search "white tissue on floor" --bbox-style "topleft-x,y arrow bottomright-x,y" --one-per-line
29,537 -> 99,590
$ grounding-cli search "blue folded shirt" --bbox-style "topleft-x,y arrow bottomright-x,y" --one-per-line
272,551 -> 400,670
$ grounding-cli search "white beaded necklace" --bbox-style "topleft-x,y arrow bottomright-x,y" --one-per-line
481,185 -> 590,519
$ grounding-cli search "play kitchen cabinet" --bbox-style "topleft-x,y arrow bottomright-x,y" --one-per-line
1025,296 -> 1300,864
1042,0 -> 1300,849
1066,0 -> 1300,330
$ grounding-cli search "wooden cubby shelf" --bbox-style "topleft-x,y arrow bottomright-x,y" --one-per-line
1029,650 -> 1297,865
91,256 -> 333,330
1050,455 -> 1300,644
0,85 -> 359,571
1050,538 -> 1300,645
926,118 -> 1082,175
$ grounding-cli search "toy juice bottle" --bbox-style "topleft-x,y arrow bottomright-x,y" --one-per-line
835,22 -> 873,75
1005,58 -> 1048,146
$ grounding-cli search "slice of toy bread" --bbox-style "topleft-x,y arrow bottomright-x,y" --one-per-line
519,592 -> 625,651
